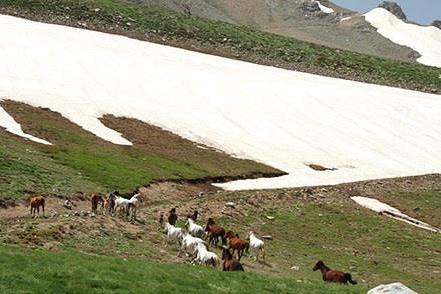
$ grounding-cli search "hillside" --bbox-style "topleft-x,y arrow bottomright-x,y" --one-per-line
0,1 -> 440,293
125,0 -> 419,63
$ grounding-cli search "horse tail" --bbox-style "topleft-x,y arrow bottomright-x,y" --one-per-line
345,273 -> 357,285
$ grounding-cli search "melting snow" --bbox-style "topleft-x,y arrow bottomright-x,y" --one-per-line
0,105 -> 51,145
1,15 -> 441,190
365,8 -> 441,68
352,196 -> 440,233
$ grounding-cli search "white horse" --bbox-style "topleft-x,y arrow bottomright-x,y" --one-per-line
114,194 -> 141,220
185,217 -> 204,238
164,223 -> 183,246
178,231 -> 206,257
248,231 -> 265,262
193,243 -> 220,267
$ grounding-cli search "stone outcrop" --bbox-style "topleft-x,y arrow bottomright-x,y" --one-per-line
378,1 -> 407,21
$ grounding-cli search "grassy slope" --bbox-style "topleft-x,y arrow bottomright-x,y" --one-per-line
0,0 -> 440,94
2,185 -> 439,293
0,245 -> 364,294
0,102 -> 278,200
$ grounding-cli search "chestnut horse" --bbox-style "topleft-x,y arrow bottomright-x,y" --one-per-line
222,247 -> 244,271
313,261 -> 357,285
204,218 -> 226,247
225,231 -> 249,261
90,193 -> 104,214
30,195 -> 45,217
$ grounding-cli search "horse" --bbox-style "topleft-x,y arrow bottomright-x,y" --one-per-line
221,247 -> 244,271
30,195 -> 45,217
204,218 -> 226,247
193,243 -> 220,267
168,208 -> 178,226
90,193 -> 105,214
185,216 -> 204,238
248,231 -> 265,262
190,210 -> 198,221
114,194 -> 141,221
313,261 -> 357,285
104,193 -> 116,215
225,231 -> 249,261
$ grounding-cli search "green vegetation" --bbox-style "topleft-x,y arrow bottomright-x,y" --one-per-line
1,0 -> 440,93
0,102 -> 276,200
0,244 -> 364,294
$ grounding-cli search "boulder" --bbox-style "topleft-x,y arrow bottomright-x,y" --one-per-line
432,20 -> 441,29
378,2 -> 407,21
368,282 -> 418,294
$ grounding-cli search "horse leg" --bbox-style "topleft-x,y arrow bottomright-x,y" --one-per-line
42,204 -> 45,217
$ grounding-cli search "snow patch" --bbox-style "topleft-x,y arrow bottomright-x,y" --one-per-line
365,8 -> 441,68
0,104 -> 52,145
1,15 -> 441,190
351,196 -> 440,233
314,1 -> 334,14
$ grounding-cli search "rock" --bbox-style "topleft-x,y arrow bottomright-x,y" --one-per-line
225,202 -> 235,208
262,235 -> 273,240
432,20 -> 441,29
266,216 -> 275,220
378,2 -> 407,21
368,282 -> 418,294
301,1 -> 320,14
290,265 -> 300,271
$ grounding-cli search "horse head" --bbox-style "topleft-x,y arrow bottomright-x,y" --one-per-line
313,260 -> 325,271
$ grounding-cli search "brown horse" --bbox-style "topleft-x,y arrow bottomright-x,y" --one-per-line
313,261 -> 357,285
30,195 -> 45,217
222,247 -> 244,271
225,231 -> 249,261
90,193 -> 104,214
205,218 -> 226,247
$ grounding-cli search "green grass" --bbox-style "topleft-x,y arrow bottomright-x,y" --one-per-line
1,0 -> 440,93
0,244 -> 365,294
0,102 -> 276,200
210,201 -> 441,293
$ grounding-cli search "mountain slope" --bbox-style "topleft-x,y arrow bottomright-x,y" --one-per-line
125,0 -> 419,63
1,13 -> 441,191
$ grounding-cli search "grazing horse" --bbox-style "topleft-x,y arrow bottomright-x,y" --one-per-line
313,261 -> 357,285
30,195 -> 45,217
221,247 -> 244,271
90,193 -> 105,214
204,218 -> 226,247
168,208 -> 178,226
225,231 -> 249,261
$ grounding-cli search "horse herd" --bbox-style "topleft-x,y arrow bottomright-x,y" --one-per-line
27,194 -> 357,284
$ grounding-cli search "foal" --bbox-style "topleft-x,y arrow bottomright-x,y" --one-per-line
221,248 -> 244,271
313,261 -> 357,285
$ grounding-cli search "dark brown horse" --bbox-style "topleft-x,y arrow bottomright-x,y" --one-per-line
90,193 -> 105,214
30,195 -> 45,217
222,248 -> 244,271
168,208 -> 178,225
313,261 -> 357,285
225,231 -> 249,261
190,210 -> 198,221
104,194 -> 116,215
205,218 -> 226,247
